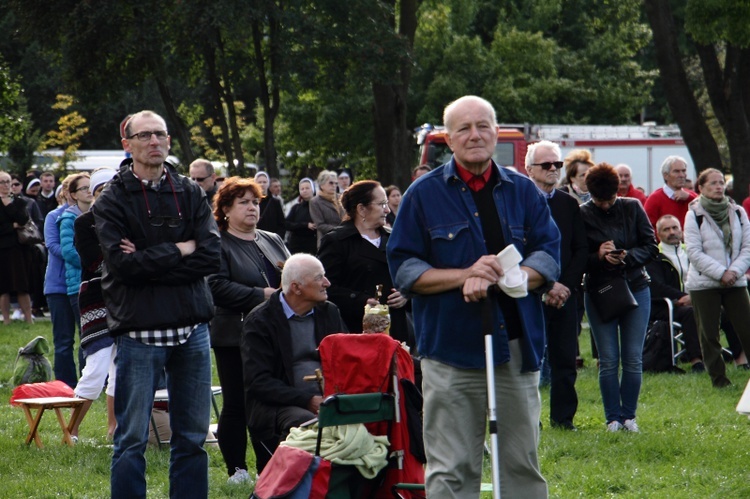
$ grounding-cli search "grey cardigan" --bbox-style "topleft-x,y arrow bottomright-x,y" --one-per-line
208,229 -> 290,347
309,195 -> 344,248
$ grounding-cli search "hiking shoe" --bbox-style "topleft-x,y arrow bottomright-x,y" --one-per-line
606,421 -> 623,432
227,468 -> 252,485
623,419 -> 640,433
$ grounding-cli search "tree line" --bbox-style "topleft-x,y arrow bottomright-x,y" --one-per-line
1,0 -> 748,197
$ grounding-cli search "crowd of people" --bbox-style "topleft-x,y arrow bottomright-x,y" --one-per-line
3,97 -> 750,498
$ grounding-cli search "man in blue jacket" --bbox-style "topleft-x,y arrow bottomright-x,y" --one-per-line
93,110 -> 221,499
387,95 -> 560,497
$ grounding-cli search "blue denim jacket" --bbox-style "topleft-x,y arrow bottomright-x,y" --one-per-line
386,159 -> 561,371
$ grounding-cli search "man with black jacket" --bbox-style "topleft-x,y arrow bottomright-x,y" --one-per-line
92,110 -> 221,499
526,140 -> 589,431
646,214 -> 705,372
240,253 -> 347,474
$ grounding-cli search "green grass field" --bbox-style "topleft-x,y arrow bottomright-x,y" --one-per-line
1,320 -> 749,498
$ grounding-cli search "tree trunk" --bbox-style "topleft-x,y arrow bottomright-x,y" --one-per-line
252,17 -> 280,178
371,0 -> 419,189
204,42 -> 236,175
153,75 -> 195,168
643,0 -> 722,175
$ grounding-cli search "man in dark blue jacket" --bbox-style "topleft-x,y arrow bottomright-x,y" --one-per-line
387,96 -> 560,498
93,110 -> 221,499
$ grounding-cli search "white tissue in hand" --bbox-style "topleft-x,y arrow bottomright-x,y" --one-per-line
502,266 -> 525,288
497,245 -> 528,298
497,245 -> 523,271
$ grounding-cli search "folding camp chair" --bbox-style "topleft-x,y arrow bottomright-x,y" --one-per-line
318,333 -> 425,498
662,298 -> 686,366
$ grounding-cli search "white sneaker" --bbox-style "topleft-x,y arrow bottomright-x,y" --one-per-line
227,468 -> 252,485
623,419 -> 640,433
11,309 -> 22,321
607,421 -> 623,432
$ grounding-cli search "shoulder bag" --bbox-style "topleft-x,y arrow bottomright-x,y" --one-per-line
16,219 -> 43,245
589,273 -> 638,323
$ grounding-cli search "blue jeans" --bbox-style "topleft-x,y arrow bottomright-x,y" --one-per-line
111,324 -> 212,499
585,286 -> 650,424
68,293 -> 85,375
47,293 -> 77,388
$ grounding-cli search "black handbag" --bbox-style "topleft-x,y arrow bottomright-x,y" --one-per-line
16,219 -> 43,245
589,274 -> 638,322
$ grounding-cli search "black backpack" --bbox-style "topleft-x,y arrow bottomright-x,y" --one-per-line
643,321 -> 685,373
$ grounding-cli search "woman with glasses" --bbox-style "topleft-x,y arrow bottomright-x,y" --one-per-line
317,180 -> 411,345
207,176 -> 290,482
309,170 -> 345,248
0,171 -> 34,324
58,173 -> 92,337
580,163 -> 657,433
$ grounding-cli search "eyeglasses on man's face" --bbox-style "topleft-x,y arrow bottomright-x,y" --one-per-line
128,130 -> 169,142
11,182 -> 22,187
191,176 -> 209,183
0,180 -> 10,185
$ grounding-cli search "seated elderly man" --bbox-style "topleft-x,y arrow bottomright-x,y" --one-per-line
240,253 -> 347,474
645,215 -> 704,372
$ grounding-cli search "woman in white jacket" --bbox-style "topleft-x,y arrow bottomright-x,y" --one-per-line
684,168 -> 750,388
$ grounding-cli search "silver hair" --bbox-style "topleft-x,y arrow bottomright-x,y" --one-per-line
281,253 -> 323,294
660,156 -> 687,177
615,164 -> 632,174
443,95 -> 497,133
316,170 -> 338,188
525,140 -> 562,168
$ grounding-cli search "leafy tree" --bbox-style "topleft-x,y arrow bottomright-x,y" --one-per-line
644,0 -> 750,199
0,55 -> 22,153
42,94 -> 88,173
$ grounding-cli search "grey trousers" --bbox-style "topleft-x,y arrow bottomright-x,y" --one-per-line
422,339 -> 547,498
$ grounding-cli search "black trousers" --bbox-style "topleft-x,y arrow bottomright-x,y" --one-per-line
545,294 -> 579,424
213,346 -> 250,475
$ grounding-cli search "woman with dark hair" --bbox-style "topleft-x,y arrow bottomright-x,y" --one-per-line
207,176 -> 289,483
559,149 -> 594,205
0,171 -> 34,324
580,162 -> 658,433
684,168 -> 750,388
384,185 -> 401,228
285,177 -> 317,255
317,180 -> 410,345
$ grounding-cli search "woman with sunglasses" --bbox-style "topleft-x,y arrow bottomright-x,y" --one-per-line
0,171 -> 34,324
58,173 -> 92,335
309,170 -> 345,249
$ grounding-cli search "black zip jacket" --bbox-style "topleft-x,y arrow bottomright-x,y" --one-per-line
92,160 -> 221,335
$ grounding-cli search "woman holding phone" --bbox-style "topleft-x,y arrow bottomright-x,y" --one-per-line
580,163 -> 658,433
